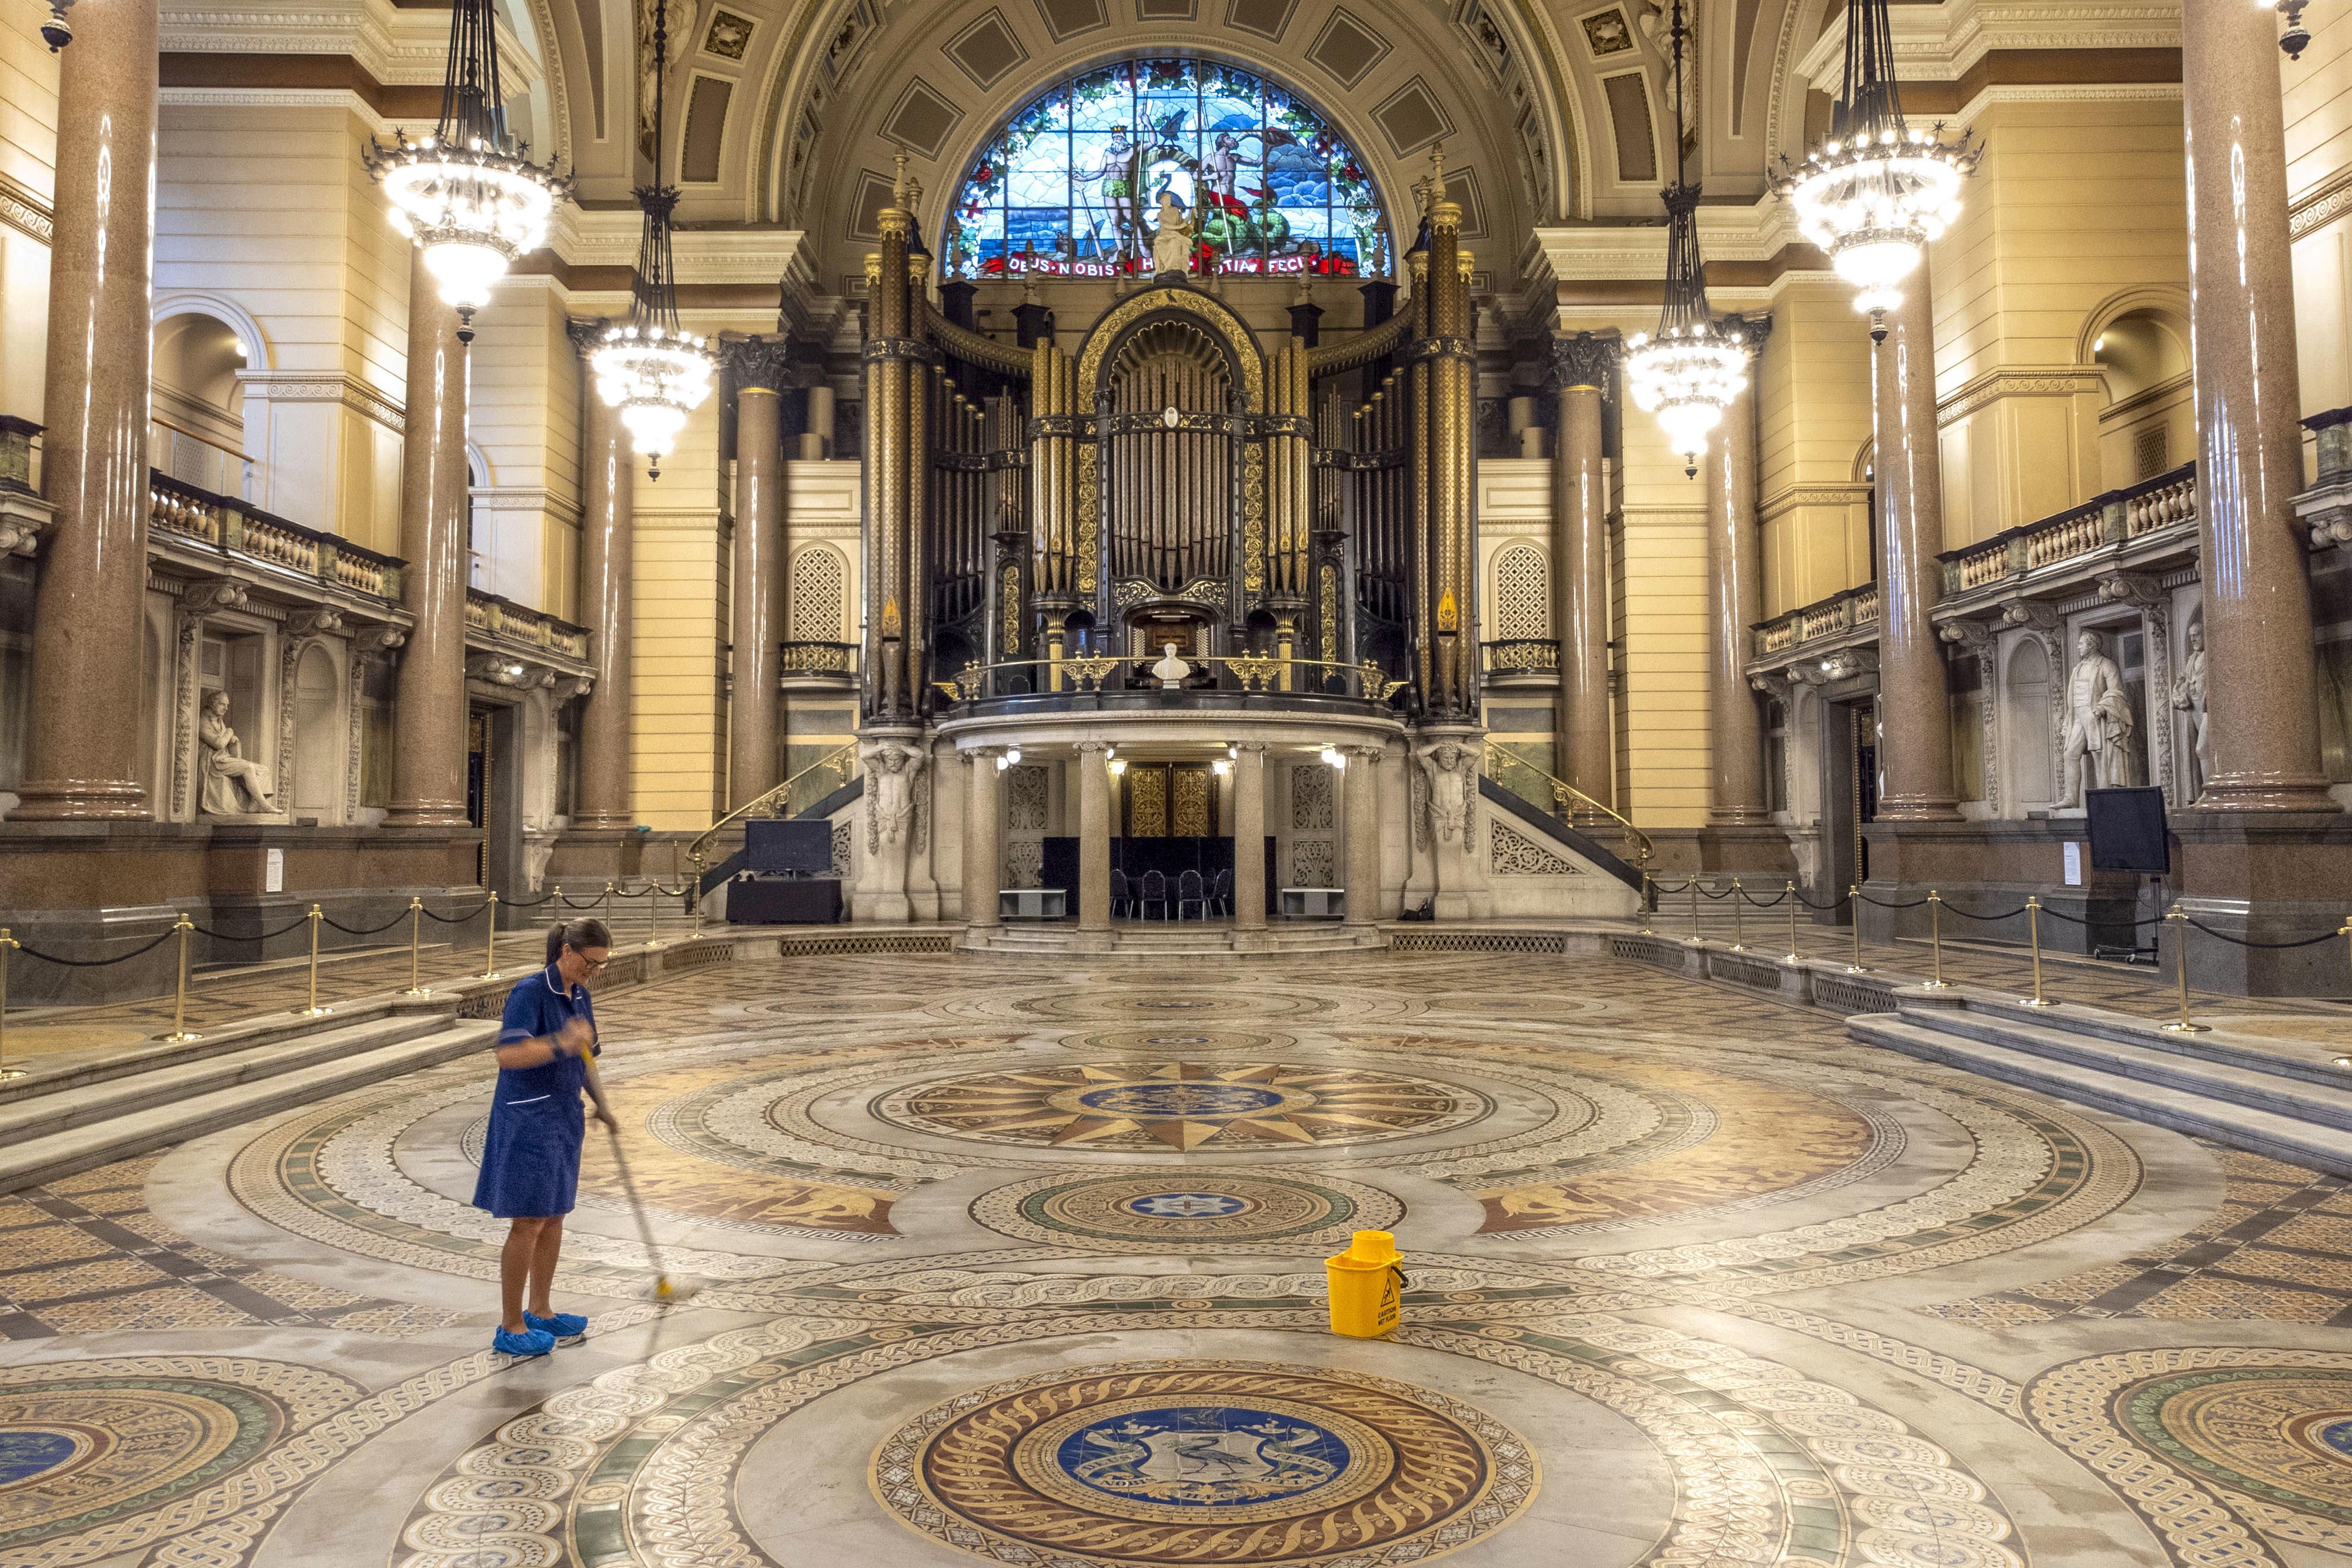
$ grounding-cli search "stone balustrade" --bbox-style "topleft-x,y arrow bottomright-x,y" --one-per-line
466,589 -> 592,666
1937,462 -> 2198,597
148,472 -> 403,606
1750,582 -> 1878,658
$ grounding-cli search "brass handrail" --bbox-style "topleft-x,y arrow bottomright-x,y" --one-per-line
935,651 -> 1408,703
685,741 -> 858,870
1482,738 -> 1653,865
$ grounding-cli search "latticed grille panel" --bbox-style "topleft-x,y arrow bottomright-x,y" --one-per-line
1492,543 -> 1550,640
790,546 -> 847,641
1388,931 -> 1568,954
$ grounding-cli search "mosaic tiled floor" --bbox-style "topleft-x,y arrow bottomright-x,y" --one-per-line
6,949 -> 2352,1566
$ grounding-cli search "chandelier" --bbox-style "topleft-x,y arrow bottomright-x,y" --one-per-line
592,0 -> 714,477
1771,0 -> 1976,334
1622,0 -> 1747,479
366,0 -> 568,341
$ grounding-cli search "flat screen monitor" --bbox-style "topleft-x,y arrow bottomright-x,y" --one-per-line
746,818 -> 834,875
2085,787 -> 2170,874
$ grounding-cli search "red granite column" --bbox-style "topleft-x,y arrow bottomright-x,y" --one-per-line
572,332 -> 635,831
16,0 -> 160,820
1706,374 -> 1768,823
1871,258 -> 1961,821
383,263 -> 472,827
727,342 -> 787,807
1549,333 -> 1616,811
2180,0 -> 2337,812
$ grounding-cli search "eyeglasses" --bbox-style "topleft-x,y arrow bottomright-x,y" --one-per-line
576,953 -> 612,971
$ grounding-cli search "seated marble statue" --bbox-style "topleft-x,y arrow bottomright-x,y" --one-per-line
1151,192 -> 1192,276
198,690 -> 277,815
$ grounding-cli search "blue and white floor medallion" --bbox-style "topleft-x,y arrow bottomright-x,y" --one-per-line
875,1360 -> 1534,1564
971,1171 -> 1404,1252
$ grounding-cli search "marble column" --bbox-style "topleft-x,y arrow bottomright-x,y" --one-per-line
1549,333 -> 1615,812
965,748 -> 1001,928
16,0 -> 160,821
1706,375 -> 1768,823
1077,742 -> 1110,933
729,343 -> 787,808
2180,0 -> 2337,813
1233,743 -> 1267,931
572,330 -> 635,831
1870,261 -> 1961,822
383,263 -> 472,827
1344,745 -> 1382,925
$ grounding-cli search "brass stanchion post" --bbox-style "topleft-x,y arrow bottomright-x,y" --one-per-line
688,858 -> 704,940
1920,891 -> 1951,990
647,881 -> 664,948
2020,896 -> 2051,1007
1687,878 -> 1702,945
165,914 -> 199,1042
479,891 -> 500,979
402,898 -> 428,996
0,927 -> 21,1081
1730,877 -> 1746,951
1638,868 -> 1654,935
1783,880 -> 1799,965
1845,885 -> 1869,972
602,881 -> 614,923
2163,903 -> 2210,1033
301,904 -> 330,1016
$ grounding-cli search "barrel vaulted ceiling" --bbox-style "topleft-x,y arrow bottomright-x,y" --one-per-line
519,0 -> 1835,290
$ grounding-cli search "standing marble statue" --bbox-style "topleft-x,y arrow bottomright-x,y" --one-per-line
2058,629 -> 2136,807
1415,741 -> 1476,843
1151,193 -> 1192,276
2170,617 -> 2210,796
198,690 -> 277,815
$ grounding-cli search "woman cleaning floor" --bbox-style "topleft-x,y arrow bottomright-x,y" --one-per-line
473,917 -> 617,1357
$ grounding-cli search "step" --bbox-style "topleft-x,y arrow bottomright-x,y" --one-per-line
1954,994 -> 2352,1088
1849,1012 -> 2352,1178
1899,1004 -> 2352,1134
0,1011 -> 455,1145
0,1019 -> 499,1195
0,997 -> 451,1108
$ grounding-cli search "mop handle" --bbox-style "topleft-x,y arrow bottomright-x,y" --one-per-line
581,1051 -> 670,1279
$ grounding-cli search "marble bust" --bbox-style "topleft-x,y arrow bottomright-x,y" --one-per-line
198,690 -> 277,816
2058,629 -> 2136,807
1152,641 -> 1191,688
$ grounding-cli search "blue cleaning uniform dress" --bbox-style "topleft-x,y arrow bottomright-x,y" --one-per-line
471,964 -> 599,1219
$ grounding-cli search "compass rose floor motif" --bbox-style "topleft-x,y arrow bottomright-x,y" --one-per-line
875,1360 -> 1535,1564
17,950 -> 2352,1567
873,1061 -> 1486,1151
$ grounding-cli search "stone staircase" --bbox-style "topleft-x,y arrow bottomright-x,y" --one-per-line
0,1001 -> 497,1193
1848,996 -> 2352,1176
961,922 -> 1387,957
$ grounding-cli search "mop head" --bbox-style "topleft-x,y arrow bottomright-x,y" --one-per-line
653,1275 -> 701,1304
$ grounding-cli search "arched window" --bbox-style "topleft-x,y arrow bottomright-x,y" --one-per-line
1492,543 -> 1549,641
790,546 -> 847,643
944,59 -> 1391,280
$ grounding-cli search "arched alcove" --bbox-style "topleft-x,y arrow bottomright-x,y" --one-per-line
152,312 -> 254,500
2004,636 -> 2054,815
2082,293 -> 2194,492
1491,541 -> 1549,641
292,643 -> 343,819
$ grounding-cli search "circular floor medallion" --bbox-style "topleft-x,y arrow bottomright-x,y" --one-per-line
973,1170 -> 1404,1251
874,1062 -> 1486,1152
2119,1369 -> 2352,1523
873,1360 -> 1535,1565
0,1381 -> 282,1546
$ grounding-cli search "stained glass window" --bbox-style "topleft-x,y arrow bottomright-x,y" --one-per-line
943,59 -> 1390,280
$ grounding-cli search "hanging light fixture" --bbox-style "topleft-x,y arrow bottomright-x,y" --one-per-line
366,0 -> 569,341
1622,0 -> 1748,479
592,0 -> 714,477
1772,0 -> 1977,335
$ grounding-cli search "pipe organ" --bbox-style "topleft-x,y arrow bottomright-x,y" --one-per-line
858,158 -> 1479,721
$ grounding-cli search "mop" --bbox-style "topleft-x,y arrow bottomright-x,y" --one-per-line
583,1053 -> 700,1303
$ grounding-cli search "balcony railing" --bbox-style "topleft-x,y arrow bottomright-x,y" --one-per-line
148,472 -> 403,604
466,591 -> 590,664
1481,638 -> 1559,674
936,651 -> 1406,707
781,640 -> 858,678
1939,462 -> 2196,596
1752,582 -> 1879,658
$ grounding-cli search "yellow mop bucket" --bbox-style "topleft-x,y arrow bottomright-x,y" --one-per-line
1325,1229 -> 1406,1338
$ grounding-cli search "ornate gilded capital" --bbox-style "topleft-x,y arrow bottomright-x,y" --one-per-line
1550,330 -> 1618,392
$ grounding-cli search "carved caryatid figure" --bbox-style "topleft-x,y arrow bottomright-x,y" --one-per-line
2170,617 -> 2209,793
2059,628 -> 2136,807
1151,192 -> 1192,276
1415,741 -> 1476,844
198,690 -> 277,815
864,738 -> 926,848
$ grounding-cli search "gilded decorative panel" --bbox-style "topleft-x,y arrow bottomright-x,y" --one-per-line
1128,767 -> 1168,836
1172,767 -> 1211,836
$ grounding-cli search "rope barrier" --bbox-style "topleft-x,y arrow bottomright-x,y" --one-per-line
1935,900 -> 2030,923
1793,889 -> 1850,911
1855,892 -> 1932,910
1738,887 -> 1787,908
185,914 -> 312,942
319,910 -> 416,938
417,903 -> 492,926
16,927 -> 180,967
502,892 -> 554,909
2034,905 -> 2169,928
562,894 -> 606,910
2187,919 -> 2347,951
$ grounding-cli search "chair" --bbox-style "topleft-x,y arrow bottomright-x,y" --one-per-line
1210,868 -> 1232,918
1110,868 -> 1132,919
1138,870 -> 1169,921
1175,869 -> 1207,921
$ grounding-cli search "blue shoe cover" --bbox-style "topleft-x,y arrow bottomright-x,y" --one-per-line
525,1310 -> 588,1339
493,1325 -> 556,1358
